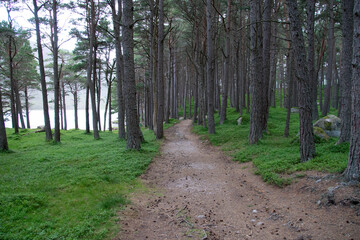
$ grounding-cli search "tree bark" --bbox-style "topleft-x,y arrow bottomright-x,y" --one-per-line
109,0 -> 126,139
61,81 -> 67,130
0,88 -> 9,151
96,58 -> 101,131
14,79 -> 25,129
344,0 -> 360,181
123,0 -> 143,149
337,0 -> 354,144
24,86 -> 30,128
219,0 -> 231,125
8,30 -> 18,133
32,0 -> 52,141
206,0 -> 215,133
284,50 -> 293,138
74,88 -> 79,129
286,0 -> 315,162
262,0 -> 272,131
307,0 -> 318,121
85,84 -> 90,133
322,0 -> 335,116
165,36 -> 172,123
249,0 -> 263,144
88,0 -> 100,139
156,0 -> 165,139
51,0 -> 60,142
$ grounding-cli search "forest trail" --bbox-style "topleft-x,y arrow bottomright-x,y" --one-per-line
115,120 -> 360,240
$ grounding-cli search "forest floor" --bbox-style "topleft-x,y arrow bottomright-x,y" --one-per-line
115,120 -> 360,240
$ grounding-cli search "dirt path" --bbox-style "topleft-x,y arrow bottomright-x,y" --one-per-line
116,120 -> 360,240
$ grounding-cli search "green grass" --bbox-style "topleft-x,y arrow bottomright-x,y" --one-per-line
193,107 -> 348,187
0,127 -> 161,240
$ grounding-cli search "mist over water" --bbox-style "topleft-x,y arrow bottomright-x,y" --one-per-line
5,109 -> 116,130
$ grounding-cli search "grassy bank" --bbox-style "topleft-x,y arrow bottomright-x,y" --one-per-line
193,107 -> 349,187
0,126 -> 167,240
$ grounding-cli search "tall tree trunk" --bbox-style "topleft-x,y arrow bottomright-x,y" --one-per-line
74,89 -> 79,129
123,0 -> 143,148
85,85 -> 90,132
235,42 -> 240,112
286,0 -> 315,162
9,36 -> 18,133
88,0 -> 100,139
60,88 -> 63,130
96,58 -> 101,131
156,0 -> 165,139
32,0 -> 52,141
307,0 -> 318,121
108,81 -> 112,131
219,0 -> 231,125
269,0 -> 279,108
151,0 -> 158,135
188,69 -> 192,118
322,0 -> 335,116
344,0 -> 360,181
284,50 -> 293,137
165,37 -> 172,123
183,64 -> 188,119
52,0 -> 60,142
24,86 -> 30,128
110,0 -> 126,139
14,79 -> 26,129
337,0 -> 354,144
62,81 -> 67,130
319,60 -> 324,112
0,88 -> 9,151
206,0 -> 215,133
249,0 -> 263,144
262,0 -> 272,131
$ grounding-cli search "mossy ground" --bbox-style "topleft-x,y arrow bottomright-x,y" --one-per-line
0,122 -> 179,240
193,107 -> 349,187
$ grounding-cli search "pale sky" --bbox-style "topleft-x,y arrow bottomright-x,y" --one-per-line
0,2 -> 79,51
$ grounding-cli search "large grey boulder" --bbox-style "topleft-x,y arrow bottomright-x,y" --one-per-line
313,115 -> 341,138
291,107 -> 299,113
35,125 -> 45,133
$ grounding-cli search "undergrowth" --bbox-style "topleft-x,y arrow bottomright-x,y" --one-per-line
193,107 -> 348,187
0,127 -> 161,240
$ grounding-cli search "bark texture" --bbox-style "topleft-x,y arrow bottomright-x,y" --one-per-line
249,0 -> 263,144
338,0 -> 354,144
219,0 -> 231,126
261,0 -> 272,131
87,0 -> 100,140
110,0 -> 126,139
123,0 -> 142,149
0,88 -> 8,151
52,0 -> 60,142
33,0 -> 52,141
156,0 -> 165,139
206,0 -> 215,133
307,0 -> 318,121
344,0 -> 360,181
322,0 -> 335,116
286,0 -> 315,162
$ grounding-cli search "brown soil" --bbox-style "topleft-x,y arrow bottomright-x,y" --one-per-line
115,120 -> 360,240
